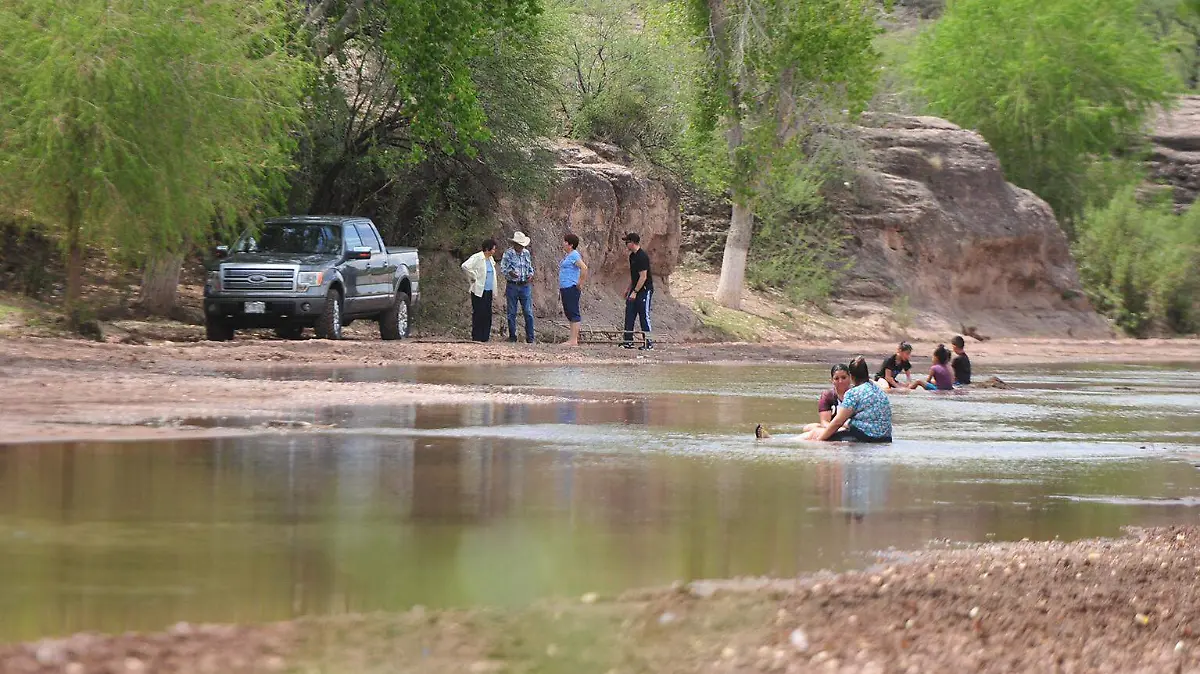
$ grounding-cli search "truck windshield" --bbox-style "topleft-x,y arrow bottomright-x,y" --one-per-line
237,224 -> 342,255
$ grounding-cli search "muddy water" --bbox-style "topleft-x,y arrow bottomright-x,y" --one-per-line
1,363 -> 1198,640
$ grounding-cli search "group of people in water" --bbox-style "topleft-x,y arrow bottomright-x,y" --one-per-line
756,336 -> 973,444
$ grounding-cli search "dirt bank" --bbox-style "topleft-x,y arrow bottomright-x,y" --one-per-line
0,336 -> 1197,444
4,526 -> 1200,673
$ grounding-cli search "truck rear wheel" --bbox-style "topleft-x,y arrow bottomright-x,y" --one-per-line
205,317 -> 234,342
379,291 -> 411,340
314,289 -> 343,340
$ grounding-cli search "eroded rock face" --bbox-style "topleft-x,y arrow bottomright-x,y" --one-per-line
831,114 -> 1110,336
1148,95 -> 1200,208
488,142 -> 696,338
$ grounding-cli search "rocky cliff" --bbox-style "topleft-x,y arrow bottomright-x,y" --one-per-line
1149,95 -> 1200,209
421,142 -> 698,341
831,114 -> 1109,336
681,114 -> 1111,338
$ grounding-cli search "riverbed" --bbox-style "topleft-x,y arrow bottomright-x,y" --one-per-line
1,360 -> 1198,642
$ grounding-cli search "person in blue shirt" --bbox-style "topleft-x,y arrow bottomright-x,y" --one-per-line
559,233 -> 588,346
460,239 -> 498,342
816,355 -> 893,443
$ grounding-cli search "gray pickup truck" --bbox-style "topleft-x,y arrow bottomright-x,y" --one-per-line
203,216 -> 419,341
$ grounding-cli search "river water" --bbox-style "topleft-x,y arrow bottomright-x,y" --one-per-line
0,362 -> 1198,640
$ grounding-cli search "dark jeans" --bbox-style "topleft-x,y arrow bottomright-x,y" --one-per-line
623,288 -> 652,343
828,426 -> 892,443
505,282 -> 534,342
470,290 -> 493,342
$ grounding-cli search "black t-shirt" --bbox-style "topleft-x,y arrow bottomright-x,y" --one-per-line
629,248 -> 653,291
952,352 -> 971,385
875,354 -> 912,381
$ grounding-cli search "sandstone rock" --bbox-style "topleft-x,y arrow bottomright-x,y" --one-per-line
1148,95 -> 1200,208
830,113 -> 1110,337
425,142 -> 699,341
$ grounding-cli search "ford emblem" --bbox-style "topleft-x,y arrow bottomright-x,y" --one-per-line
248,274 -> 268,284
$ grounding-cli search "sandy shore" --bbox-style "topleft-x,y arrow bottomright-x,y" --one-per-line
1,336 -> 1197,445
3,526 -> 1200,673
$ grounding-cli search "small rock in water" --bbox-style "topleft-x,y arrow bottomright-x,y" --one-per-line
789,628 -> 810,653
580,592 -> 599,604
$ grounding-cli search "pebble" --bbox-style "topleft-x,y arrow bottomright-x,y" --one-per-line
905,619 -> 916,630
657,612 -> 677,626
1177,641 -> 1187,654
968,606 -> 980,619
721,647 -> 737,659
848,615 -> 859,627
1135,613 -> 1151,626
580,592 -> 599,604
124,657 -> 146,673
789,628 -> 810,653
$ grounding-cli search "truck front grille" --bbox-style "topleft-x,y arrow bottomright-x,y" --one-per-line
222,267 -> 296,292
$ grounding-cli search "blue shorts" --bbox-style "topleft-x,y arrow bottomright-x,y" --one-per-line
560,285 -> 581,323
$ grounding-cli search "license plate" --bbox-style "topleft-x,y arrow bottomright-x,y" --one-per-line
244,301 -> 266,314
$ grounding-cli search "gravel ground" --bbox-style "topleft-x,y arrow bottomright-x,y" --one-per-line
4,527 -> 1200,673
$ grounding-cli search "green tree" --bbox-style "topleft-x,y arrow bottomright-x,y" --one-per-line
910,0 -> 1175,224
292,0 -> 554,251
684,0 -> 881,309
0,0 -> 307,313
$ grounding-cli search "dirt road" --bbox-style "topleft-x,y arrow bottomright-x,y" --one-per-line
1,336 -> 1197,444
4,526 -> 1200,673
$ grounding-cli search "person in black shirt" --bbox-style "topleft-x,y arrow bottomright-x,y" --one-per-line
951,335 -> 972,385
874,342 -> 913,389
621,232 -> 654,350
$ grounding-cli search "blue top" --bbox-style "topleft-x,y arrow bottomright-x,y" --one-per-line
559,250 -> 582,288
484,260 -> 495,291
840,382 -> 893,439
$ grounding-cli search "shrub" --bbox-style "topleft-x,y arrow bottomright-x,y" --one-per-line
1074,186 -> 1200,335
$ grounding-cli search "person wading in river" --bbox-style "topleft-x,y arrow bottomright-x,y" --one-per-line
501,231 -> 535,343
461,239 -> 498,342
620,232 -> 654,351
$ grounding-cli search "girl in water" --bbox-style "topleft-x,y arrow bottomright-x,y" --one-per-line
909,344 -> 955,391
801,364 -> 852,439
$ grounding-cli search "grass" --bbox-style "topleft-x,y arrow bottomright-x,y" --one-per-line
694,299 -> 775,342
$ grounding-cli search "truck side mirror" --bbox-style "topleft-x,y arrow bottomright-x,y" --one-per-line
214,245 -> 229,258
349,246 -> 372,260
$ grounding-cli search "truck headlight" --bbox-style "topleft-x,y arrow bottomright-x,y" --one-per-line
297,271 -> 324,290
206,271 -> 221,292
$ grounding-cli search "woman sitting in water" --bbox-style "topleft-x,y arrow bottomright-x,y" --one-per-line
815,356 -> 893,443
909,344 -> 955,391
801,364 -> 853,439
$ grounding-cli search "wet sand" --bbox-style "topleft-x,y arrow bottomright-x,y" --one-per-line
0,336 -> 1197,444
4,526 -> 1200,673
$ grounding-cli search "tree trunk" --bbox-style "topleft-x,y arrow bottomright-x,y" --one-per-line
140,252 -> 185,316
65,187 -> 83,309
715,200 -> 753,309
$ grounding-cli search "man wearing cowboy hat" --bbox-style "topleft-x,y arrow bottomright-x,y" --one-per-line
500,231 -> 536,343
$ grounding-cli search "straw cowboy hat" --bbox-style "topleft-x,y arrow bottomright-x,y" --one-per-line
510,231 -> 531,247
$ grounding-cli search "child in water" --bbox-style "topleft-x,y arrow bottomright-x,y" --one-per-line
951,335 -> 971,385
909,344 -> 955,391
874,342 -> 913,389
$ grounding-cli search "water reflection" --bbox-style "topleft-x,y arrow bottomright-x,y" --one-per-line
1,430 -> 1199,641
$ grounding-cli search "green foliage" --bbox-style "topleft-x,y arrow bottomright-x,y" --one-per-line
1074,186 -> 1200,335
910,0 -> 1176,223
1144,0 -> 1200,90
0,0 -> 308,257
549,0 -> 700,160
290,0 -> 557,252
744,149 -> 852,304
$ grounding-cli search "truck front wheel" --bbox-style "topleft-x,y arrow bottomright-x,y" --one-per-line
314,290 -> 343,340
379,291 -> 411,340
205,317 -> 234,342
